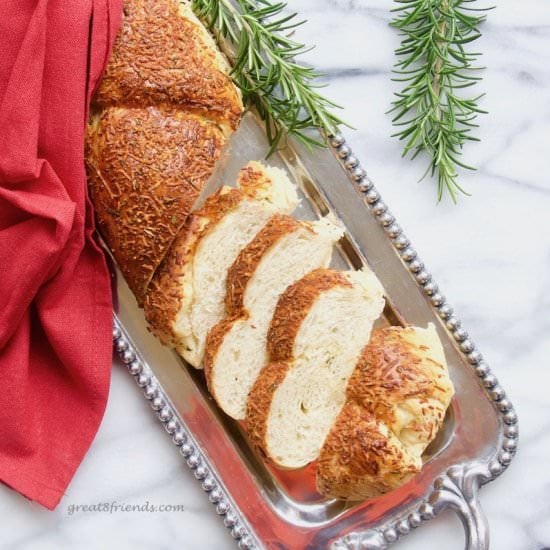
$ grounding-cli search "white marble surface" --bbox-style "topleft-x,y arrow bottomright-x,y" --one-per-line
1,0 -> 549,548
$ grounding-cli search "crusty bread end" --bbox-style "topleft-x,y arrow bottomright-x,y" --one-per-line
316,324 -> 454,500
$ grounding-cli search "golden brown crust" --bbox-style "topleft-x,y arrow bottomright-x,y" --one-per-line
267,269 -> 351,363
348,328 -> 432,403
94,0 -> 242,130
143,215 -> 203,346
238,164 -> 269,196
316,402 -> 419,500
202,315 -> 244,394
245,362 -> 289,458
237,162 -> 281,199
347,327 -> 448,445
224,215 -> 301,315
143,187 -> 247,346
86,106 -> 225,303
193,187 -> 246,225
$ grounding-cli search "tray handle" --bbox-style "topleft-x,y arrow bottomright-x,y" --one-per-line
331,464 -> 490,550
430,464 -> 489,550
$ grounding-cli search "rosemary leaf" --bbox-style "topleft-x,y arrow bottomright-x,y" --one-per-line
190,0 -> 348,153
389,0 -> 490,202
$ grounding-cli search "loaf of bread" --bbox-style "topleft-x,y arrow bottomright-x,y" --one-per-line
86,0 -> 243,304
204,216 -> 344,420
316,324 -> 454,500
143,162 -> 299,367
246,268 -> 385,468
85,0 -> 454,502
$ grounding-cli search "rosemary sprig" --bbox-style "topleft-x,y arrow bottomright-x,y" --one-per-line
389,0 -> 489,202
190,0 -> 347,154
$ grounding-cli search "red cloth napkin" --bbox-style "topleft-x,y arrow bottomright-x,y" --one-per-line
0,0 -> 121,509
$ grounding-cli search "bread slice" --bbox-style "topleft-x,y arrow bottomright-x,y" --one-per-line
246,268 -> 385,468
144,162 -> 299,367
316,324 -> 454,500
86,106 -> 226,303
94,0 -> 242,133
204,218 -> 344,420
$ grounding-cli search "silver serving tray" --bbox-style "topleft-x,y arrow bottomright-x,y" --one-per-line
111,112 -> 518,550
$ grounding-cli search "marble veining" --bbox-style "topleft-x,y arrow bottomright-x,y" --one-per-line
1,1 -> 549,548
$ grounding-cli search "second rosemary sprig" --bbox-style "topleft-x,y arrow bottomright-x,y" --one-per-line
191,0 -> 347,153
389,0 -> 489,202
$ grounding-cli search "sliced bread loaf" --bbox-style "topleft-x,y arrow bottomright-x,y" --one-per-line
246,268 -> 385,468
144,162 -> 298,367
204,217 -> 344,420
87,0 -> 244,303
86,106 -> 227,303
316,324 -> 454,500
